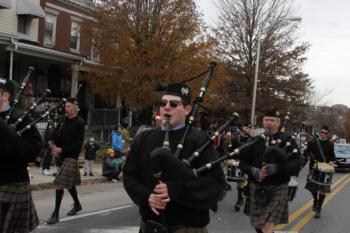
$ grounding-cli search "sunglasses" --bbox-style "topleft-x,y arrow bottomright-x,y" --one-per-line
320,131 -> 329,135
159,99 -> 183,108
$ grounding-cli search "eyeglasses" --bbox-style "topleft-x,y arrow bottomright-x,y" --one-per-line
320,131 -> 329,135
159,99 -> 183,108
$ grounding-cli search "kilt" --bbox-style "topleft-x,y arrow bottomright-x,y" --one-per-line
305,177 -> 331,193
54,158 -> 81,189
0,182 -> 38,233
248,182 -> 289,228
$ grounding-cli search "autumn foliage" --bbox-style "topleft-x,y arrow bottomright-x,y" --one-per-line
84,0 -> 218,109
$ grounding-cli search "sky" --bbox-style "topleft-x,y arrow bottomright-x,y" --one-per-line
195,0 -> 350,107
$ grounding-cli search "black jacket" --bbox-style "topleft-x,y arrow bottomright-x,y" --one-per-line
84,141 -> 100,160
123,127 -> 225,227
303,137 -> 335,169
240,131 -> 302,185
51,116 -> 85,160
0,109 -> 43,185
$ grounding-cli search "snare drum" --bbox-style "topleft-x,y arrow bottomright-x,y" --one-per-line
226,160 -> 244,182
311,162 -> 335,186
288,177 -> 298,201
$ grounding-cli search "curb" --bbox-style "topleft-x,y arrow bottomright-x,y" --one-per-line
30,176 -> 109,191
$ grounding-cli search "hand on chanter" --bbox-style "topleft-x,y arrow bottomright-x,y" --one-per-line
149,181 -> 170,215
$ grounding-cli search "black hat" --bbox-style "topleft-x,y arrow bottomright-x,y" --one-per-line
164,83 -> 191,105
242,122 -> 252,128
264,108 -> 281,118
66,97 -> 79,106
0,78 -> 14,95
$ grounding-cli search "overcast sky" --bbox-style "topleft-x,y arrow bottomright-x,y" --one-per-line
195,0 -> 350,107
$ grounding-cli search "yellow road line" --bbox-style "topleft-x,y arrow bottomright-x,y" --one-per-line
275,173 -> 350,230
290,175 -> 350,232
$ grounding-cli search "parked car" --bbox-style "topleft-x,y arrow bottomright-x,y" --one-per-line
334,143 -> 350,171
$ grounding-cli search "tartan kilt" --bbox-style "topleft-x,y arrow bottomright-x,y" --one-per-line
248,182 -> 289,227
0,182 -> 38,233
305,177 -> 331,193
54,158 -> 81,189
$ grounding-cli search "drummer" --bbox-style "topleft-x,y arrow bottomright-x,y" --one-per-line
303,125 -> 336,218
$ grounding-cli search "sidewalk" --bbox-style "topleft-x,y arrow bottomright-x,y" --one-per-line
28,163 -> 108,190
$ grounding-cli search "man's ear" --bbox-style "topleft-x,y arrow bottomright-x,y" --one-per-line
184,105 -> 192,115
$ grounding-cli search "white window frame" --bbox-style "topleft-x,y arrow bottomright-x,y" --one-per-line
44,14 -> 57,47
70,21 -> 80,52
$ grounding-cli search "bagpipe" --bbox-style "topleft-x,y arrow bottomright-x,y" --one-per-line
149,62 -> 265,183
0,67 -> 67,144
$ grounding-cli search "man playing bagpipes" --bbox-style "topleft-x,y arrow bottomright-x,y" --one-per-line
0,78 -> 43,233
239,109 -> 302,233
123,83 -> 226,233
46,97 -> 85,225
303,125 -> 336,218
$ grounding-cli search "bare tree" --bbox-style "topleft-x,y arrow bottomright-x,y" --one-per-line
213,0 -> 312,122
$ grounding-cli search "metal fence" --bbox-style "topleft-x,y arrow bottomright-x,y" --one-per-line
87,108 -> 121,129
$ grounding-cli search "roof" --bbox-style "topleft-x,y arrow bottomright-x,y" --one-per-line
0,0 -> 11,9
17,0 -> 46,18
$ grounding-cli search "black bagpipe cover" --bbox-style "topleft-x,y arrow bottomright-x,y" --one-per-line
263,146 -> 289,164
0,117 -> 20,142
150,147 -> 197,182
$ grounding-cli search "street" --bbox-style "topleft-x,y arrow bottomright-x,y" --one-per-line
31,167 -> 350,233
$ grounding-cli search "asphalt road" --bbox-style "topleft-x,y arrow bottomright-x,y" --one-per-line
31,167 -> 350,233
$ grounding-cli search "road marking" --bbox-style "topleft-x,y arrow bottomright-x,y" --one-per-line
275,173 -> 350,230
290,175 -> 350,232
40,204 -> 135,224
89,226 -> 139,233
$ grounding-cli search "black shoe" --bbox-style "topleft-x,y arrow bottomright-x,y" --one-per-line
67,203 -> 82,216
83,172 -> 87,176
234,204 -> 240,212
89,173 -> 94,176
47,213 -> 59,225
315,209 -> 321,218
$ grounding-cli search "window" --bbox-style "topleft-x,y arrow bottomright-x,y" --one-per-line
44,14 -> 57,46
17,15 -> 30,34
91,39 -> 99,61
70,21 -> 80,51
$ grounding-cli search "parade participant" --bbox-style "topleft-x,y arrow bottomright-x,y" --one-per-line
123,83 -> 225,233
239,109 -> 301,233
232,122 -> 252,212
0,78 -> 43,233
46,97 -> 85,225
303,125 -> 336,218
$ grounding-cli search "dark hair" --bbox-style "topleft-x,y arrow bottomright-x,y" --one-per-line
121,118 -> 128,128
321,125 -> 330,131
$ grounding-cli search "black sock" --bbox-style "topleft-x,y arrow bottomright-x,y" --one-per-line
318,194 -> 326,210
235,187 -> 243,205
312,191 -> 318,201
54,189 -> 64,215
68,186 -> 80,206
